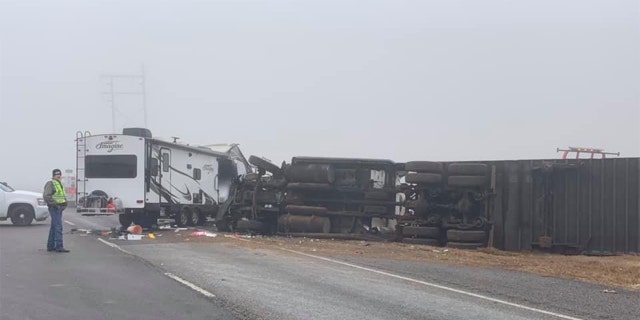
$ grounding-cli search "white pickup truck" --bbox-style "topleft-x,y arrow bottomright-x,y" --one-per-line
0,182 -> 49,225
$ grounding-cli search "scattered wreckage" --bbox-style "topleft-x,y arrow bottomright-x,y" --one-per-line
75,128 -> 492,249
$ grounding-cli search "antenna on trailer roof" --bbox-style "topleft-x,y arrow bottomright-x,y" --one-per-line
171,136 -> 180,143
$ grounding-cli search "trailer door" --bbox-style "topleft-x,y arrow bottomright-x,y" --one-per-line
159,148 -> 172,204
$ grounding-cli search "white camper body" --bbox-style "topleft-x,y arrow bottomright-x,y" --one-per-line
75,128 -> 250,228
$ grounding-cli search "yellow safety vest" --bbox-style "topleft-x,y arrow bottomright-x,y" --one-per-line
52,179 -> 66,204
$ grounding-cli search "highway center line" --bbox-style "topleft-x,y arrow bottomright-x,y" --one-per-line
97,238 -> 216,299
280,248 -> 584,320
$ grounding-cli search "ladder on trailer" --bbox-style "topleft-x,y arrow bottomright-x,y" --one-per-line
75,131 -> 91,209
556,146 -> 620,159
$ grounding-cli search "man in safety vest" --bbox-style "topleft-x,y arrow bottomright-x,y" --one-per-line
43,169 -> 69,253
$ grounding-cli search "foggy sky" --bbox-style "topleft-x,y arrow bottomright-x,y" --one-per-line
1,0 -> 639,191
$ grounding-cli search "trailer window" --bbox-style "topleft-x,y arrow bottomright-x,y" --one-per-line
162,153 -> 170,172
86,155 -> 137,178
193,168 -> 201,180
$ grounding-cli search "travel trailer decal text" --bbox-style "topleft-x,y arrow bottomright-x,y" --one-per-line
96,141 -> 124,153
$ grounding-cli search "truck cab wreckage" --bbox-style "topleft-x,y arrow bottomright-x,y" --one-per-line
75,128 -> 493,248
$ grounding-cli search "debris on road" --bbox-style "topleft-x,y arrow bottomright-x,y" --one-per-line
126,225 -> 143,235
190,231 -> 217,238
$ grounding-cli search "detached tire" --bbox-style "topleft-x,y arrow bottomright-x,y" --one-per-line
10,205 -> 34,226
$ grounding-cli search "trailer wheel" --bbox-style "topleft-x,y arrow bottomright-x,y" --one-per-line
119,213 -> 133,228
9,205 -> 34,226
190,208 -> 205,226
176,207 -> 191,227
249,155 -> 283,175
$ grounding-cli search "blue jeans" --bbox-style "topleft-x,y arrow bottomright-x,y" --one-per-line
47,206 -> 64,250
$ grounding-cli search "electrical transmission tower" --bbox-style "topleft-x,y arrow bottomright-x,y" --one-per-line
101,65 -> 147,132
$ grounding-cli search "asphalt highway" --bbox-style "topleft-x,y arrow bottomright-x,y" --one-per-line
1,214 -> 638,320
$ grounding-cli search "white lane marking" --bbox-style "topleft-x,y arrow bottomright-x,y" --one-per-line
280,248 -> 584,320
97,238 -> 131,254
165,273 -> 216,298
64,220 -> 76,226
97,238 -> 216,299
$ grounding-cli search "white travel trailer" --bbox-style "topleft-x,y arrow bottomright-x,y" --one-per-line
75,128 -> 250,228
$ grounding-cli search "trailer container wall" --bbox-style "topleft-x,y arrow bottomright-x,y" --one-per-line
478,158 -> 639,253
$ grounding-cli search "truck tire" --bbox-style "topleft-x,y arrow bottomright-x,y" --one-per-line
286,183 -> 332,191
90,190 -> 109,207
243,173 -> 260,181
363,206 -> 389,215
447,163 -> 487,176
176,207 -> 191,227
402,226 -> 440,238
249,155 -> 283,175
406,172 -> 442,184
215,217 -> 232,232
236,219 -> 264,232
447,176 -> 487,188
404,161 -> 443,173
285,164 -> 335,184
119,213 -> 133,228
446,241 -> 484,249
285,205 -> 328,215
402,238 -> 440,246
364,191 -> 394,200
446,229 -> 487,242
10,205 -> 34,226
190,208 -> 205,226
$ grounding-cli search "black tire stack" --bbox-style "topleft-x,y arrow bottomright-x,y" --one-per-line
446,163 -> 488,189
445,229 -> 487,249
445,162 -> 489,249
400,226 -> 441,246
280,163 -> 335,233
400,161 -> 445,245
404,161 -> 444,185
